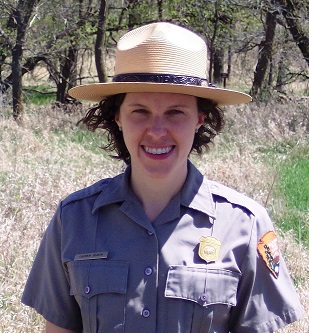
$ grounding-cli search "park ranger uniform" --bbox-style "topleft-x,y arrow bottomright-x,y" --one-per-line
22,161 -> 304,332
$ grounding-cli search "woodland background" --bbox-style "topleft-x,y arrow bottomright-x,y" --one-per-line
0,0 -> 308,118
0,0 -> 308,332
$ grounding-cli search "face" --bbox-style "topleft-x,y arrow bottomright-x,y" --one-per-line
115,92 -> 204,180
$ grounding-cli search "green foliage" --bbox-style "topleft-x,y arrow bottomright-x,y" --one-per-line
69,127 -> 106,155
275,146 -> 309,247
47,122 -> 107,156
1,0 -> 308,118
107,0 -> 159,33
257,137 -> 309,248
23,85 -> 56,105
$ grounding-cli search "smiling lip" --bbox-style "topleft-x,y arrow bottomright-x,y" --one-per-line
144,146 -> 173,155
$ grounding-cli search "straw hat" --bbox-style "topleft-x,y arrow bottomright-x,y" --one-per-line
68,22 -> 251,106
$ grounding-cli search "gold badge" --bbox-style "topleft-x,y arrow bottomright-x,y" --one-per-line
199,236 -> 221,263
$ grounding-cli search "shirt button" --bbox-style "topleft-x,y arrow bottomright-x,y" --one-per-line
200,293 -> 207,302
142,309 -> 150,318
84,286 -> 91,294
147,230 -> 154,235
144,267 -> 153,276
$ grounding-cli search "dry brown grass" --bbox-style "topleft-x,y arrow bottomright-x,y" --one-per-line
0,99 -> 308,332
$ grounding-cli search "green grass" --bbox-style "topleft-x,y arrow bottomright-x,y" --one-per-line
275,147 -> 309,247
23,85 -> 56,105
69,127 -> 106,155
49,126 -> 108,156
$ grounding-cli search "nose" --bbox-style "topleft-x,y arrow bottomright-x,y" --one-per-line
146,116 -> 167,139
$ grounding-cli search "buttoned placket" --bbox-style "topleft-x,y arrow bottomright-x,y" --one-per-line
139,227 -> 158,332
118,200 -> 159,333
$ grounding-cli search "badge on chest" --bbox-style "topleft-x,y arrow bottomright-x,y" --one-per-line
198,236 -> 221,263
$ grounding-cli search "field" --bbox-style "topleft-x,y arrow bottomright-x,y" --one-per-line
0,97 -> 308,332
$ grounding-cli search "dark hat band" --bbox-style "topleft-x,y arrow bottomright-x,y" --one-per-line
113,73 -> 211,87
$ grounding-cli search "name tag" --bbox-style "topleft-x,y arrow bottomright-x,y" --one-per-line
74,252 -> 108,261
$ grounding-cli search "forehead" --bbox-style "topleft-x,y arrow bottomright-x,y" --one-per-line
122,92 -> 198,106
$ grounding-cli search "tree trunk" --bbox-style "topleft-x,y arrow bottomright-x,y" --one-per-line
157,0 -> 163,20
213,48 -> 224,84
276,0 -> 309,66
56,47 -> 78,103
0,52 -> 8,93
1,55 -> 46,94
227,44 -> 232,78
95,0 -> 108,83
12,7 -> 25,122
12,39 -> 23,121
250,8 -> 277,99
276,55 -> 287,93
208,0 -> 220,83
276,31 -> 289,93
11,0 -> 40,121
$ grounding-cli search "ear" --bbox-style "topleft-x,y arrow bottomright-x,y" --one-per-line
196,113 -> 205,129
115,112 -> 121,127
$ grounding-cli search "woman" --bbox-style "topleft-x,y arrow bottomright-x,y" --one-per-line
22,22 -> 303,333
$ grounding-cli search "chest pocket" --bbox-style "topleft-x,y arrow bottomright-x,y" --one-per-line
165,266 -> 241,333
67,260 -> 129,333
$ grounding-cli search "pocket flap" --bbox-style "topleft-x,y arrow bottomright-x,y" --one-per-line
67,260 -> 129,299
165,266 -> 240,306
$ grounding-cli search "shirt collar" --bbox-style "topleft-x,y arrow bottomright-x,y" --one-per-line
180,160 -> 216,221
92,166 -> 132,213
92,161 -> 216,221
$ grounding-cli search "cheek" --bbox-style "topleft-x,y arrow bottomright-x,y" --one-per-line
122,122 -> 141,137
176,121 -> 198,135
121,127 -> 139,151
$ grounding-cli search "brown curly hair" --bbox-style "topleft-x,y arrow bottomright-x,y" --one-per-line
78,93 -> 224,165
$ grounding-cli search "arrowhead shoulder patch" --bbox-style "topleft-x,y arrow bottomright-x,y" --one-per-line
258,231 -> 280,279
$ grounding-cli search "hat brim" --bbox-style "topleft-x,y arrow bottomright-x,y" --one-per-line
68,82 -> 252,106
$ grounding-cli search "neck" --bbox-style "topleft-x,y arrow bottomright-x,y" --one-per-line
130,167 -> 188,222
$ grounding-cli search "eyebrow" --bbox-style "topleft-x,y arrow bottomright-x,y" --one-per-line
126,103 -> 147,107
126,103 -> 191,108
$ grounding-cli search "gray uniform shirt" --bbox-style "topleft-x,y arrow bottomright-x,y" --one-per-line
22,161 -> 304,332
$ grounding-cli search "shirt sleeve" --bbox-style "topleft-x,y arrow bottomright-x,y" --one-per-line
229,206 -> 304,333
21,203 -> 83,331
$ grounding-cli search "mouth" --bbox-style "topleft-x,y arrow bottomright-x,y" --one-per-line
143,146 -> 174,155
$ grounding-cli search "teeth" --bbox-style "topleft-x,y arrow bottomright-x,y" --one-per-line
145,146 -> 172,155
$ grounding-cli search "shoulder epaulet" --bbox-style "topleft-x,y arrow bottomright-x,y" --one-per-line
62,178 -> 111,207
208,180 -> 266,217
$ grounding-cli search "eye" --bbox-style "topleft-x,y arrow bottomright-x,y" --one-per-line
167,109 -> 185,115
132,108 -> 148,114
